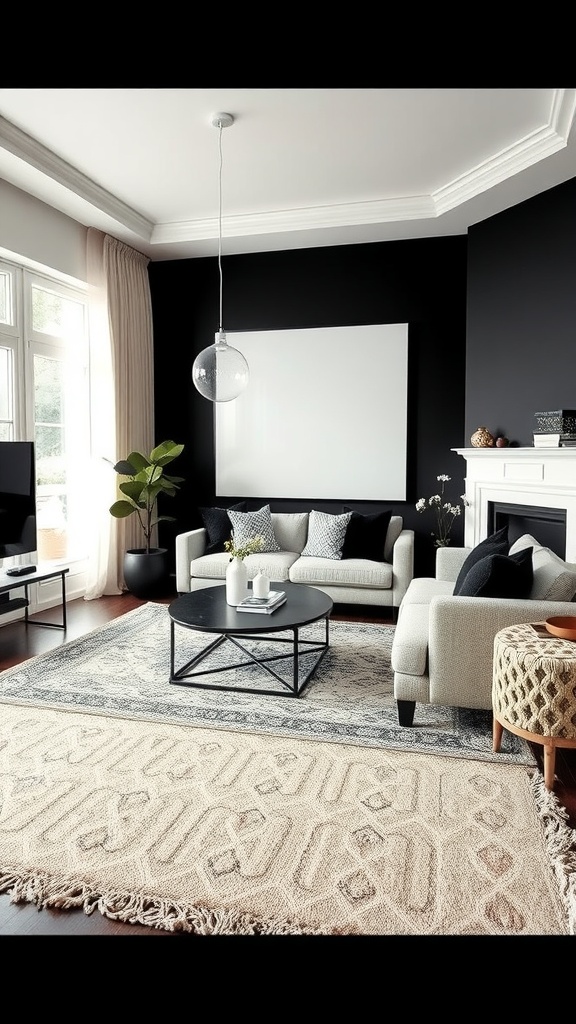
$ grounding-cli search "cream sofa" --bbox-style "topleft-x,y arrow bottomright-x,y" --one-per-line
391,533 -> 576,726
176,511 -> 414,613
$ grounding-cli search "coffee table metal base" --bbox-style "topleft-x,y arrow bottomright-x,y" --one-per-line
169,619 -> 330,698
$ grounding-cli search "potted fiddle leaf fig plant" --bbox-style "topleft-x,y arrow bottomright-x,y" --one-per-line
109,439 -> 185,598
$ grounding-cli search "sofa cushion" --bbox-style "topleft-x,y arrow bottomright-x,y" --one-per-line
400,577 -> 455,606
301,510 -> 352,559
509,533 -> 576,601
456,547 -> 533,599
228,504 -> 281,553
453,526 -> 509,595
199,502 -> 247,555
271,512 -> 309,553
341,508 -> 392,561
289,556 -> 392,588
191,550 -> 298,582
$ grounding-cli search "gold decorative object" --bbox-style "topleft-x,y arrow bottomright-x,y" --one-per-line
470,426 -> 495,448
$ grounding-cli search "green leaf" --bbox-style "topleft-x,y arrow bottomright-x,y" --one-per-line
150,440 -> 184,466
113,459 -> 138,476
125,450 -> 152,473
109,499 -> 138,519
119,480 -> 146,503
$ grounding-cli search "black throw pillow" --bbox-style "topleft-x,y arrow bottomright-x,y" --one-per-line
341,508 -> 392,561
453,526 -> 509,595
199,502 -> 247,554
456,547 -> 533,599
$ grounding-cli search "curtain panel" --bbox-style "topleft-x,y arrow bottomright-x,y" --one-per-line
85,229 -> 154,598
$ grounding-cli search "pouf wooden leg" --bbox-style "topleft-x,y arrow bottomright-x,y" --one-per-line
543,741 -> 557,792
492,717 -> 504,753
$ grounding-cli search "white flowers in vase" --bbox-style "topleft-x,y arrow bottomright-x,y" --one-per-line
416,474 -> 469,547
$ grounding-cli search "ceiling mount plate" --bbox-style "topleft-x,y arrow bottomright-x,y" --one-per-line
211,112 -> 234,129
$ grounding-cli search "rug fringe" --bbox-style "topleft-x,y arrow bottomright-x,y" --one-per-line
0,868 -> 329,935
530,772 -> 576,935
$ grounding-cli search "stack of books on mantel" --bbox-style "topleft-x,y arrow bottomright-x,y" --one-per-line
236,590 -> 286,614
533,433 -> 576,448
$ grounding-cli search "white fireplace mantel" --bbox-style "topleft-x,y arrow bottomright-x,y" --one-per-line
452,447 -> 576,560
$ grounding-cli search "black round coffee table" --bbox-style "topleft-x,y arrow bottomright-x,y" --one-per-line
168,581 -> 333,697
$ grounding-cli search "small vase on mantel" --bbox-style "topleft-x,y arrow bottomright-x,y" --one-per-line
226,557 -> 248,605
470,426 -> 495,448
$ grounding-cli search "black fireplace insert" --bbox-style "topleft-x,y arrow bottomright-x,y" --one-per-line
488,502 -> 566,559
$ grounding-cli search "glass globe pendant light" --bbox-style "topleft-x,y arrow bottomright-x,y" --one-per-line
192,113 -> 249,403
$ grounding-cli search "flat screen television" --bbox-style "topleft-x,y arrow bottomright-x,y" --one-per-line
0,441 -> 37,558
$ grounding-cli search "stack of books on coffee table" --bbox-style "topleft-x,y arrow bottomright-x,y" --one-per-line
236,590 -> 286,614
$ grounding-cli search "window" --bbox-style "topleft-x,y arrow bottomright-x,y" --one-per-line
0,258 -> 90,565
0,261 -> 20,442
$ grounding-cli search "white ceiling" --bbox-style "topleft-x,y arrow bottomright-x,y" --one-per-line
0,87 -> 575,262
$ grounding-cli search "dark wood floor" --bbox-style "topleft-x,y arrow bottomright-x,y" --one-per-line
1,590 -> 575,936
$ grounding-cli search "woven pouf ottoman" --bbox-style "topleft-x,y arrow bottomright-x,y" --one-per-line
493,621 -> 576,790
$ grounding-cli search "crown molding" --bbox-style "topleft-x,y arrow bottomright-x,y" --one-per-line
433,88 -> 576,215
0,116 -> 153,241
151,195 -> 436,244
1,89 -> 574,250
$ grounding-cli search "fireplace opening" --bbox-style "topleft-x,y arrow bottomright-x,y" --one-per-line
488,502 -> 566,559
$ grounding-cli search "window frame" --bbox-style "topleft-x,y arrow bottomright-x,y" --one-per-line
0,257 -> 90,571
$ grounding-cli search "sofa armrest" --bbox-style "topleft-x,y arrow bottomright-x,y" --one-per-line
428,592 -> 576,708
175,528 -> 207,593
435,546 -> 472,582
392,529 -> 414,606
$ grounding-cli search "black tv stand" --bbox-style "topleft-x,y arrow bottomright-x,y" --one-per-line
0,565 -> 69,629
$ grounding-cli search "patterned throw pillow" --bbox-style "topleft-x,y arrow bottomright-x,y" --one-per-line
228,504 -> 281,553
301,510 -> 352,559
199,502 -> 247,554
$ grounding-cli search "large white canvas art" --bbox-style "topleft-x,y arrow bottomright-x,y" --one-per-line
215,323 -> 408,501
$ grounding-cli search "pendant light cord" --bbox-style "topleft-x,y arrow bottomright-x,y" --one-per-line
217,122 -> 224,334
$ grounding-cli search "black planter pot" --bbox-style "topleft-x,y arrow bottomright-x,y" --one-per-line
123,548 -> 170,599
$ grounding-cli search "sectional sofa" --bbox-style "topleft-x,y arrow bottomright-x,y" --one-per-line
391,530 -> 576,726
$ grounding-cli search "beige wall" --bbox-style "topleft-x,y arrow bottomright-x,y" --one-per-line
0,177 -> 87,282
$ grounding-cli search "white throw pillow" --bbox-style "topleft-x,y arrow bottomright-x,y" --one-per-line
301,510 -> 352,559
509,533 -> 576,601
228,504 -> 280,553
271,512 -> 309,553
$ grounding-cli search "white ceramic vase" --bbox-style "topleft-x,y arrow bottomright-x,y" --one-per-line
226,556 -> 248,605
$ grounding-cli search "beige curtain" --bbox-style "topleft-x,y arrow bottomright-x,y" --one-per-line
84,228 -> 155,598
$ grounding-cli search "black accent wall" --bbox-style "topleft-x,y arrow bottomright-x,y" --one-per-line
149,236 -> 468,579
465,176 -> 576,446
149,174 -> 576,581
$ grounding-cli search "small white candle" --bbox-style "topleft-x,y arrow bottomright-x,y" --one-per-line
253,570 -> 270,599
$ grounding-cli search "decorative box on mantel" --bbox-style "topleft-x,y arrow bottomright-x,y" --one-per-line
452,447 -> 576,561
534,410 -> 576,434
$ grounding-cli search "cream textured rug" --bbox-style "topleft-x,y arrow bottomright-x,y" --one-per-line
0,602 -> 534,765
0,701 -> 574,935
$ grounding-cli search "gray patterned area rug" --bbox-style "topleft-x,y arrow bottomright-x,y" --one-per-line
0,602 -> 534,766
